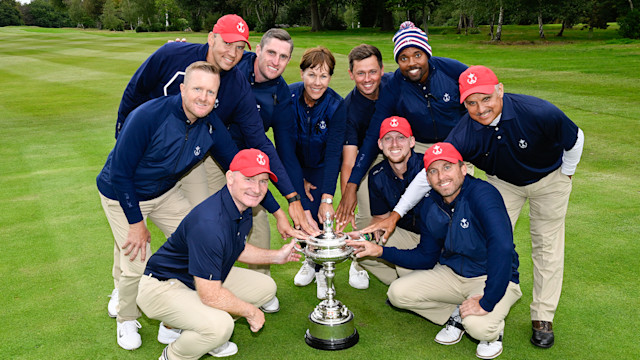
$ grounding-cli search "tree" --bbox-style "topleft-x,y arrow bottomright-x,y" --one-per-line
100,0 -> 124,30
310,0 -> 321,31
0,0 -> 23,26
25,0 -> 71,27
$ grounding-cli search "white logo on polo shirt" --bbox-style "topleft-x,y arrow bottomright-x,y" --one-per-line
214,97 -> 219,109
237,22 -> 246,33
194,146 -> 201,156
390,118 -> 399,127
466,73 -> 477,84
432,145 -> 443,155
319,120 -> 327,130
257,153 -> 266,165
443,93 -> 451,102
460,218 -> 469,229
519,139 -> 528,149
256,104 -> 261,112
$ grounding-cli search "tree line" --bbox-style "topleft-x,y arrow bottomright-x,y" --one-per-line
1,0 -> 638,39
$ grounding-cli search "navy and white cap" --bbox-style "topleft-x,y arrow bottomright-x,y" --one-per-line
392,21 -> 432,62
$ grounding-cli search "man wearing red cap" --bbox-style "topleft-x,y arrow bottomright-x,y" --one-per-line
137,149 -> 302,360
350,116 -> 424,288
347,142 -> 521,359
366,65 -> 584,348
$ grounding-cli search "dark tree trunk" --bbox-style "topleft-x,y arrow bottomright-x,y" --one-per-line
311,0 -> 321,32
381,6 -> 393,31
556,19 -> 566,37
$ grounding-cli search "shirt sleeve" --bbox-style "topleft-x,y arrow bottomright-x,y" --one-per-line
347,90 -> 397,185
393,168 -> 431,217
561,128 -> 584,176
271,88 -> 309,209
471,185 -> 515,312
232,82 -> 296,198
116,47 -> 166,138
379,217 -> 441,270
110,108 -> 157,224
320,101 -> 347,196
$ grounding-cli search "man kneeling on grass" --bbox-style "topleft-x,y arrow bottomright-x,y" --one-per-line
137,149 -> 301,359
346,143 -> 521,359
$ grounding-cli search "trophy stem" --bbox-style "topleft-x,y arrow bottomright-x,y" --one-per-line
323,261 -> 336,301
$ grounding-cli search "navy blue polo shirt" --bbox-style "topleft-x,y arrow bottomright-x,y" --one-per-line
344,73 -> 391,148
144,186 -> 251,290
348,57 -> 468,185
446,93 -> 579,186
368,151 -> 424,233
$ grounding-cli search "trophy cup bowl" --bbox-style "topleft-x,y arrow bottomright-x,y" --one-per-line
297,213 -> 359,350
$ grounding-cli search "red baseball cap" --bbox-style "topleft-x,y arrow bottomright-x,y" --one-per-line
379,116 -> 413,139
229,149 -> 277,182
423,142 -> 463,169
212,14 -> 251,50
458,65 -> 499,103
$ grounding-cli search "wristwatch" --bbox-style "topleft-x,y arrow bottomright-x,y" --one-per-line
321,198 -> 333,204
287,194 -> 301,204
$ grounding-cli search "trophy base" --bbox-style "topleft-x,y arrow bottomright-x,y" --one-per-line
305,328 -> 359,351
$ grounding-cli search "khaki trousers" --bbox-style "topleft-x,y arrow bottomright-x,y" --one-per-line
388,264 -> 522,342
356,227 -> 420,285
180,155 -> 272,275
137,267 -> 276,360
486,167 -> 572,322
99,184 -> 192,322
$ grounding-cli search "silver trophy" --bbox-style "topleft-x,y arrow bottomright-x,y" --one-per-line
297,212 -> 359,350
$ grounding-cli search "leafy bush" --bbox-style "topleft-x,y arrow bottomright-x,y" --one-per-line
0,0 -> 23,26
135,24 -> 148,32
150,22 -> 164,32
618,10 -> 640,39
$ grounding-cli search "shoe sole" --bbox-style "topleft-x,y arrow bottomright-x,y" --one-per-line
108,311 -> 117,318
530,338 -> 554,348
260,306 -> 280,314
117,338 -> 141,351
434,331 -> 465,345
348,280 -> 369,289
476,347 -> 502,359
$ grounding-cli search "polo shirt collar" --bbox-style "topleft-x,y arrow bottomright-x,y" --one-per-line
220,186 -> 249,221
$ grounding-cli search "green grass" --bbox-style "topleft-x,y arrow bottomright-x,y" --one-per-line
1,24 -> 639,359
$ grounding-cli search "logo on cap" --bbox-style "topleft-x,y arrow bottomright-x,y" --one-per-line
390,118 -> 399,127
460,218 -> 469,229
236,21 -> 245,33
432,145 -> 443,155
466,73 -> 477,85
257,153 -> 266,165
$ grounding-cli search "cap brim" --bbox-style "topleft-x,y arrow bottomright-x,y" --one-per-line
240,168 -> 277,183
219,33 -> 251,50
460,85 -> 496,103
424,156 -> 461,170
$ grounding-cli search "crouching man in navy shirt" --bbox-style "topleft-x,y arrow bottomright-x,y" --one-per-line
137,149 -> 301,360
350,116 -> 423,289
347,143 -> 521,360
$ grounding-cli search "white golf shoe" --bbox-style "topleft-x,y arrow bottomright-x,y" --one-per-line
294,259 -> 316,286
117,320 -> 142,350
157,322 -> 182,344
348,261 -> 369,289
435,306 -> 465,345
107,288 -> 119,318
476,332 -> 503,359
